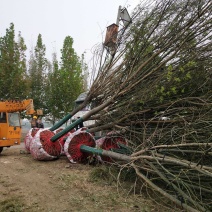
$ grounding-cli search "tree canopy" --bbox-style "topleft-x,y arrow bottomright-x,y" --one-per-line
0,23 -> 86,121
0,23 -> 28,99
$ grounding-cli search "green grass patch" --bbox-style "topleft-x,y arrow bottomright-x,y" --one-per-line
0,197 -> 25,212
89,165 -> 137,185
88,165 -> 118,185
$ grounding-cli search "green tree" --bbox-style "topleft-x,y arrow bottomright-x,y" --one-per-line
45,52 -> 62,124
28,34 -> 48,110
16,31 -> 29,97
0,23 -> 28,99
45,36 -> 85,123
58,36 -> 83,114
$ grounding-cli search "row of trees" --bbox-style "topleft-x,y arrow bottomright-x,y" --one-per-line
0,23 -> 88,123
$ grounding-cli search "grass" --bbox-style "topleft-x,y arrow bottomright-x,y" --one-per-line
88,165 -> 117,184
49,165 -> 153,211
0,197 -> 25,212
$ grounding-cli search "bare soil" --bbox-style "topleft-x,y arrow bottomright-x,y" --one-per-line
0,141 -> 177,212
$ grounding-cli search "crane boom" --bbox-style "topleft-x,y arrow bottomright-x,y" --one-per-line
0,99 -> 35,114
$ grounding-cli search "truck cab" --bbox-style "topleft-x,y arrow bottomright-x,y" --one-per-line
0,99 -> 40,154
0,112 -> 21,153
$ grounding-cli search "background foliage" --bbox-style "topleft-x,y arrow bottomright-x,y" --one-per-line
0,23 -> 87,122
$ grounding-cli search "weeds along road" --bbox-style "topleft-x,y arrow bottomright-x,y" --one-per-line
0,142 -> 166,212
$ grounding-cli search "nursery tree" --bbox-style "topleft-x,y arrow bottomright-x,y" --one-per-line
0,23 -> 28,99
28,34 -> 48,110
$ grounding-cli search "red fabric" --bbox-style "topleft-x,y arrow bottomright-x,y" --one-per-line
39,130 -> 62,157
101,136 -> 127,162
64,131 -> 95,163
54,128 -> 76,155
30,129 -> 61,160
102,136 -> 126,150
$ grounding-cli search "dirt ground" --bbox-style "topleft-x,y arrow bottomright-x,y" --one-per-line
0,141 -> 177,212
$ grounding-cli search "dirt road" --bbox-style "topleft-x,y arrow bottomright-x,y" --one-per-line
0,139 -> 182,212
0,143 -> 174,212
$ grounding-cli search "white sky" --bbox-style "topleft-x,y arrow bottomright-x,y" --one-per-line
0,0 -> 140,63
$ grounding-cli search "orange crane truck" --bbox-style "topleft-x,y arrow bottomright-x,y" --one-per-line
0,99 -> 42,153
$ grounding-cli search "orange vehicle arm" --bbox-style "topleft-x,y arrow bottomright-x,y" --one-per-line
0,99 -> 35,114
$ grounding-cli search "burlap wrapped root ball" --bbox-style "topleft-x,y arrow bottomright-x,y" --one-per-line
30,129 -> 62,160
95,132 -> 127,162
64,128 -> 95,163
54,128 -> 76,155
24,128 -> 40,153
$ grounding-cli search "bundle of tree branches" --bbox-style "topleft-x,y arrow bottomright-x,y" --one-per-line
50,0 -> 211,211
79,1 -> 211,211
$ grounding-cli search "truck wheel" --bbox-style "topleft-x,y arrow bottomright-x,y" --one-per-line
0,147 -> 3,154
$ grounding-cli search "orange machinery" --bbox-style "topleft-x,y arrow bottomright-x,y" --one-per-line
0,99 -> 41,153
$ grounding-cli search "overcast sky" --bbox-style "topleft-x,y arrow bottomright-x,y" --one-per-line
0,0 -> 140,64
